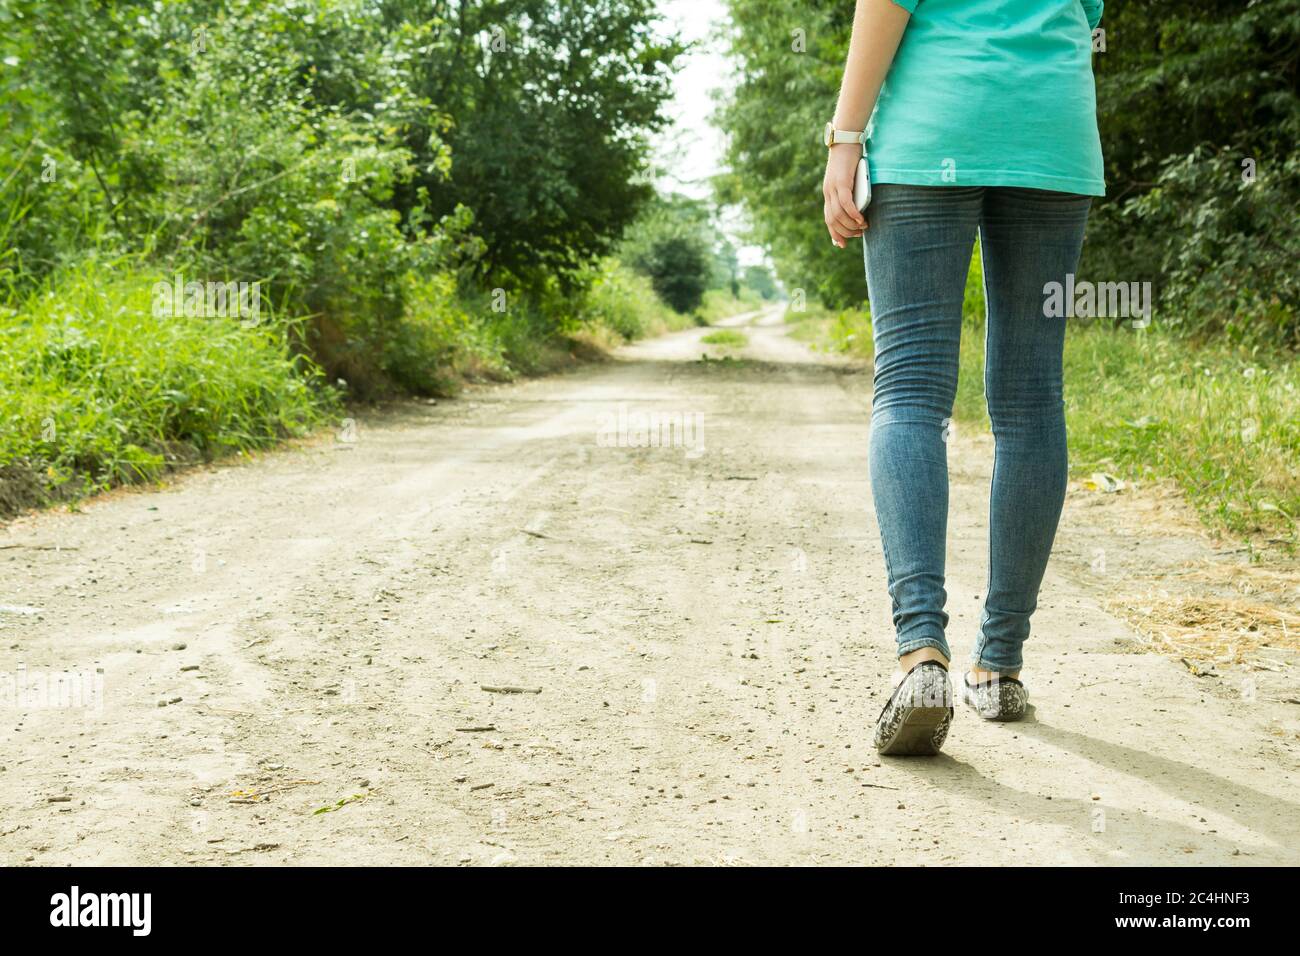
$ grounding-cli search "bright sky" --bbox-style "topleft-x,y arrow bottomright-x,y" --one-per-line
651,0 -> 767,267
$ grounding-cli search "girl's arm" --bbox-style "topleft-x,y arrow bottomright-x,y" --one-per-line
823,0 -> 912,247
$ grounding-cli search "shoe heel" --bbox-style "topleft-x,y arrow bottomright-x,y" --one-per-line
879,705 -> 950,756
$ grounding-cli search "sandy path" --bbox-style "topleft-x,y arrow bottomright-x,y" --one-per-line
2,308 -> 1297,865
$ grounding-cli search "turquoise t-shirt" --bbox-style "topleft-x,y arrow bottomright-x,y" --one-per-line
866,0 -> 1105,196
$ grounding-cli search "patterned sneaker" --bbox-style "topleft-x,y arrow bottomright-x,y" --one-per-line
961,673 -> 1028,721
872,660 -> 954,756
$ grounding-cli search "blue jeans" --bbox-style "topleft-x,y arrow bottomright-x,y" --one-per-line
862,185 -> 1091,673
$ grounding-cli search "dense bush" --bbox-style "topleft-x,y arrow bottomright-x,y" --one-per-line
576,258 -> 691,341
1086,150 -> 1300,348
0,260 -> 327,511
1085,0 -> 1300,347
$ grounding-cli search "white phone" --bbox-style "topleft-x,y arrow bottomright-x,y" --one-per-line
853,155 -> 871,212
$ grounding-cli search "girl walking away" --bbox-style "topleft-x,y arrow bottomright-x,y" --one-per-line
819,0 -> 1105,754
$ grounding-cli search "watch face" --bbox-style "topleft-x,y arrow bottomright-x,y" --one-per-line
823,122 -> 834,147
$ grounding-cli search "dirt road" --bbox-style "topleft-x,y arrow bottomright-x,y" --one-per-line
3,307 -> 1298,865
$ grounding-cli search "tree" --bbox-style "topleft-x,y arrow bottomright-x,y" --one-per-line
1086,0 -> 1300,345
715,0 -> 862,308
0,0 -> 688,395
622,192 -> 719,314
743,264 -> 778,300
380,0 -> 685,286
713,238 -> 740,296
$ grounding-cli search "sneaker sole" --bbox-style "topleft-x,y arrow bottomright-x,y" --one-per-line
877,704 -> 951,756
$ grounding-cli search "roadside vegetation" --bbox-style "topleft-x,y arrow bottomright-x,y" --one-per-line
0,0 -> 774,517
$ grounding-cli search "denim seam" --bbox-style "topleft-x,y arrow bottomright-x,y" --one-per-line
972,227 -> 995,668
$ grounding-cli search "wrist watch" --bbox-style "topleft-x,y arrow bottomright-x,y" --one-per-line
823,121 -> 864,148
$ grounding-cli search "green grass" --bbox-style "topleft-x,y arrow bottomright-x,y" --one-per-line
785,302 -> 872,355
0,256 -> 742,518
0,260 -> 331,515
447,260 -> 713,383
1014,327 -> 1296,544
701,328 -> 749,348
788,252 -> 1300,545
695,287 -> 765,325
579,259 -> 699,342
